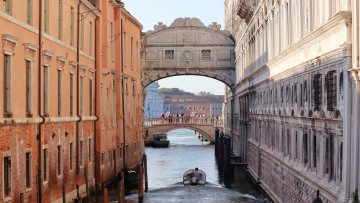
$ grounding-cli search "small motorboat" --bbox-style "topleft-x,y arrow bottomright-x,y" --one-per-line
183,169 -> 206,185
151,133 -> 170,148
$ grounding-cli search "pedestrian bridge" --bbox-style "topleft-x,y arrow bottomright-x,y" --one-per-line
144,117 -> 223,143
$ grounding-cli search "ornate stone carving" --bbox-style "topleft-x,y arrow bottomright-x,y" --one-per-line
154,22 -> 167,32
69,61 -> 78,74
142,18 -> 235,90
169,17 -> 205,28
42,50 -> 54,67
208,22 -> 221,31
2,34 -> 19,55
24,43 -> 38,61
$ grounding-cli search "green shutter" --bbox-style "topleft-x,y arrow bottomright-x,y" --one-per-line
5,0 -> 11,15
58,0 -> 62,40
27,0 -> 31,25
89,22 -> 92,56
81,15 -> 84,51
44,0 -> 48,33
70,7 -> 74,46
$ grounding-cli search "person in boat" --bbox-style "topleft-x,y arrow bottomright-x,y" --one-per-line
191,167 -> 200,185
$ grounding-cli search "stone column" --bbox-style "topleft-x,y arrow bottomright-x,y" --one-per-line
349,68 -> 360,193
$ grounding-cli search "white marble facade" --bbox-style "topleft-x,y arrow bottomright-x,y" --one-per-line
140,17 -> 236,89
144,82 -> 164,119
225,0 -> 358,202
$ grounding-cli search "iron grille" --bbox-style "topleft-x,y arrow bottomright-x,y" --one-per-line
165,50 -> 174,60
201,50 -> 211,59
313,74 -> 322,111
326,71 -> 337,111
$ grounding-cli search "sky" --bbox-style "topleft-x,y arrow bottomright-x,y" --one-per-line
122,0 -> 226,95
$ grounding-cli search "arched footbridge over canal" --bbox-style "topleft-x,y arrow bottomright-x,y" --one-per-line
144,117 -> 223,143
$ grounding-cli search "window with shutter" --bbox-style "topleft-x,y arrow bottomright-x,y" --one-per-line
4,156 -> 11,197
58,69 -> 62,116
4,54 -> 12,117
5,0 -> 12,15
26,152 -> 31,188
26,60 -> 33,117
43,66 -> 49,117
44,0 -> 49,33
27,0 -> 32,25
70,7 -> 74,46
58,0 -> 63,40
81,15 -> 84,51
313,74 -> 322,111
70,74 -> 74,116
326,71 -> 337,111
80,77 -> 84,116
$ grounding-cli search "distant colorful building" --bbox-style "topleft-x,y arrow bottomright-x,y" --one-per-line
144,82 -> 164,119
163,94 -> 223,116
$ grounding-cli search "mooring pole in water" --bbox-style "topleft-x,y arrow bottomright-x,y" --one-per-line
84,168 -> 90,203
120,171 -> 125,203
104,188 -> 108,203
218,132 -> 224,167
215,128 -> 219,156
62,184 -> 66,203
144,154 -> 148,192
138,165 -> 144,202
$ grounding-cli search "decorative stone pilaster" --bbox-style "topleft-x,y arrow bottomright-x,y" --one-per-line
347,68 -> 360,197
2,34 -> 19,55
69,61 -> 78,74
24,43 -> 38,61
57,56 -> 67,71
42,50 -> 54,67
79,65 -> 87,77
89,68 -> 96,80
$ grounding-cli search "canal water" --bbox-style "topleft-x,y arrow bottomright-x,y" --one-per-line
124,129 -> 264,203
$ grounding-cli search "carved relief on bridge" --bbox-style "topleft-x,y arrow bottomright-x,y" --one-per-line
141,17 -> 236,89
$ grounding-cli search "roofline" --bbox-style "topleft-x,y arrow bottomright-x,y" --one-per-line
121,7 -> 143,30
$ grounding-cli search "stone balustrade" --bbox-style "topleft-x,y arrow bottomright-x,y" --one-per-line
144,117 -> 223,128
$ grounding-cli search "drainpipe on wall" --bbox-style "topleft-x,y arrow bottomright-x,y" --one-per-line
94,15 -> 99,189
37,0 -> 45,201
121,17 -> 127,171
76,0 -> 82,175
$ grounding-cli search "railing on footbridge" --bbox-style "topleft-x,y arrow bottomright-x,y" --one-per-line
144,117 -> 224,128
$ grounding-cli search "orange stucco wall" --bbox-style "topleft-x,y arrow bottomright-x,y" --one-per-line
0,0 -> 143,202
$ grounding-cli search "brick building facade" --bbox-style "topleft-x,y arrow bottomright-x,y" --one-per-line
0,0 -> 142,202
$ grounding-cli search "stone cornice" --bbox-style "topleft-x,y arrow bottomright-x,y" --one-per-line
109,0 -> 124,8
2,34 -> 19,55
24,43 -> 38,61
121,7 -> 143,30
111,70 -> 118,75
69,61 -> 78,73
42,50 -> 54,66
80,0 -> 101,17
57,56 -> 67,69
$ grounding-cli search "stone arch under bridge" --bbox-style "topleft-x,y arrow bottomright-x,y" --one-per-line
144,117 -> 224,143
140,17 -> 236,90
